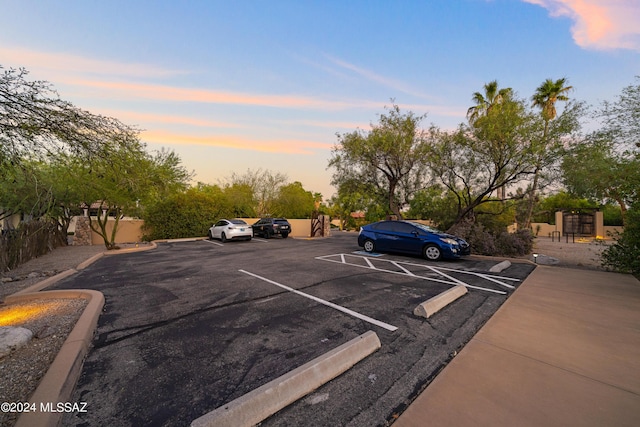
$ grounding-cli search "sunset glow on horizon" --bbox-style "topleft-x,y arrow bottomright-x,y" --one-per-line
1,0 -> 638,198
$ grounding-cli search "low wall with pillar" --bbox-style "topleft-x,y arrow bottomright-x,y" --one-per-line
70,216 -> 327,246
553,210 -> 605,239
531,211 -> 606,239
90,219 -> 145,245
70,216 -> 145,246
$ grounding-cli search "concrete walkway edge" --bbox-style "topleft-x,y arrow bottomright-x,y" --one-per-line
393,265 -> 640,427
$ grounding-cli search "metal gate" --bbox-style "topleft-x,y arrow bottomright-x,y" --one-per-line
311,212 -> 330,237
563,211 -> 595,236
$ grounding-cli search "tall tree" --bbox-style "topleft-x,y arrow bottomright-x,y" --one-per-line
563,77 -> 640,221
222,183 -> 256,218
428,93 -> 538,226
466,80 -> 513,126
466,80 -> 513,199
329,104 -> 432,218
226,168 -> 288,216
522,78 -> 573,228
272,181 -> 315,218
1,66 -> 138,173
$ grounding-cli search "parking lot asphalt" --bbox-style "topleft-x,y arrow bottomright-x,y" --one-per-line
50,232 -> 534,426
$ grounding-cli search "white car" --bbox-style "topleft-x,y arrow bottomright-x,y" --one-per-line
208,219 -> 253,242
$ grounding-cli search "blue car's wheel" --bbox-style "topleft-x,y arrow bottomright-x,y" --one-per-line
363,239 -> 375,253
423,244 -> 442,261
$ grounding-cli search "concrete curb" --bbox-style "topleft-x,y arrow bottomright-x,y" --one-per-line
9,269 -> 79,296
76,253 -> 104,270
190,330 -> 382,427
468,254 -> 536,266
153,237 -> 206,243
414,285 -> 468,319
1,243 -> 158,426
5,243 -> 159,298
6,289 -> 105,427
102,242 -> 158,257
489,260 -> 512,273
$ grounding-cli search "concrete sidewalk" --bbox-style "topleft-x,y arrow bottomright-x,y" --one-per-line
394,266 -> 640,427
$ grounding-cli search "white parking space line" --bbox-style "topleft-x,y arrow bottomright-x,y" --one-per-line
203,240 -> 224,246
239,270 -> 398,332
425,265 -> 468,287
363,257 -> 375,269
251,238 -> 269,243
315,253 -> 517,295
398,262 -> 518,290
391,261 -> 415,276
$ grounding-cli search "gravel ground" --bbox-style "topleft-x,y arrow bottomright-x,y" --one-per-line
520,236 -> 611,269
0,298 -> 88,427
0,245 -> 105,301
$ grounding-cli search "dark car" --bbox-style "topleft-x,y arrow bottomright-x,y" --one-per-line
357,220 -> 470,260
252,217 -> 291,239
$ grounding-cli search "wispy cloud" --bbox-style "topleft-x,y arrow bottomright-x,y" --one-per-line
0,46 -> 189,78
523,0 -> 640,51
94,109 -> 241,130
141,130 -> 333,155
324,54 -> 439,101
62,78 -> 388,111
2,46 -> 442,114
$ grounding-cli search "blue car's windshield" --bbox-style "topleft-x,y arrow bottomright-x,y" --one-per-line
412,223 -> 442,234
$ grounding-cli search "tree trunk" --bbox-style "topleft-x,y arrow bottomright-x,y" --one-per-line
89,208 -> 118,250
522,164 -> 541,229
388,180 -> 402,219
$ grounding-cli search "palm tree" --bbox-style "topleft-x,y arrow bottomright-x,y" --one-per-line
467,80 -> 513,199
466,80 -> 513,125
532,77 -> 573,134
523,78 -> 573,228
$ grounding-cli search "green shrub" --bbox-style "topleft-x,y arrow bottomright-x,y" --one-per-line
449,220 -> 533,257
602,203 -> 624,226
602,203 -> 640,275
142,186 -> 233,240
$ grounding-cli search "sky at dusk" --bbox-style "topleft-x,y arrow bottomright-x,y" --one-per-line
1,0 -> 639,200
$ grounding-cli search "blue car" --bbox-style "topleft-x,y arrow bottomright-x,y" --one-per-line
357,220 -> 470,261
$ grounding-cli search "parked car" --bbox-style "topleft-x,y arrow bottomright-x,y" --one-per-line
252,217 -> 291,239
208,219 -> 253,242
357,220 -> 470,260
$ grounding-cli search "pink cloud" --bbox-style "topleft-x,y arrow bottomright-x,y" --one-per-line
141,130 -> 333,155
0,46 -> 432,113
65,79 -> 377,111
0,46 -> 188,78
94,110 -> 240,129
523,0 -> 640,51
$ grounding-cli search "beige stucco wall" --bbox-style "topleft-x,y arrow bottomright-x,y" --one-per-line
90,218 -> 145,245
532,217 -> 621,240
0,213 -> 21,231
531,222 -> 562,237
604,226 -> 624,238
85,217 -> 314,244
65,215 -> 628,245
240,218 -> 312,238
